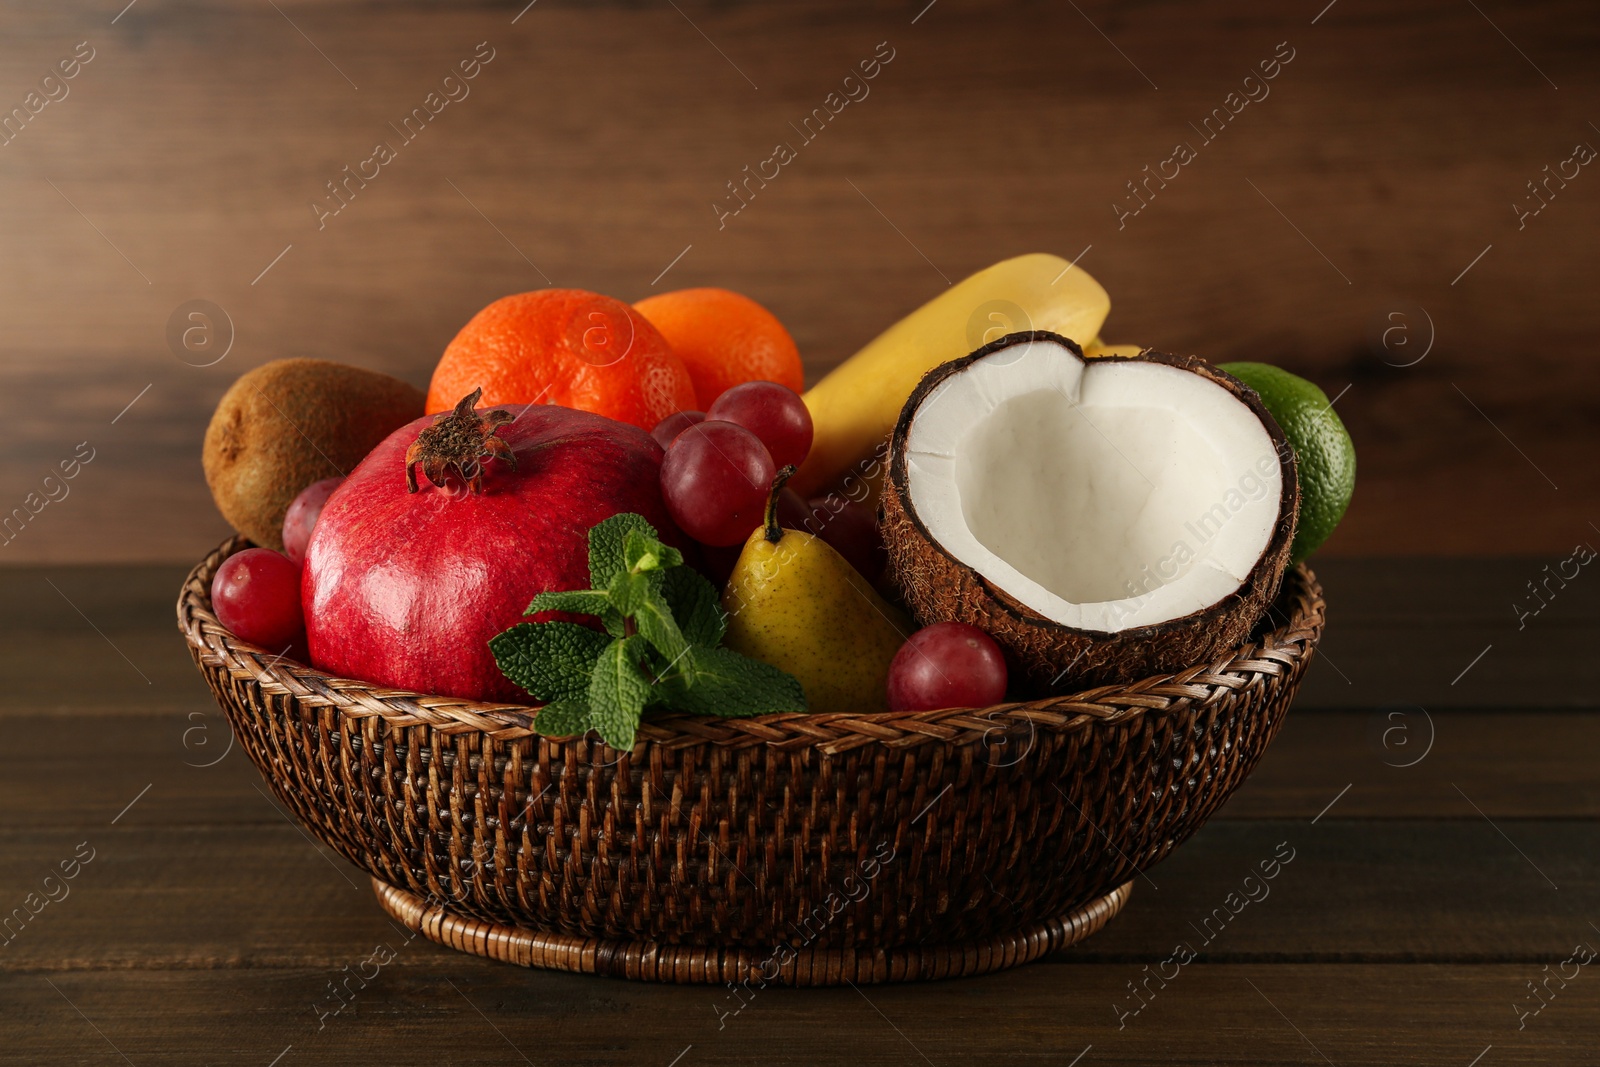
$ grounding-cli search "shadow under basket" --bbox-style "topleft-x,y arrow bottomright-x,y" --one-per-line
179,537 -> 1325,986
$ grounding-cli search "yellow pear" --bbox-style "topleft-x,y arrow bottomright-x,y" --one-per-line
722,470 -> 912,715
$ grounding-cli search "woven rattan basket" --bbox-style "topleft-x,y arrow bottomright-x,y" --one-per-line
179,536 -> 1324,986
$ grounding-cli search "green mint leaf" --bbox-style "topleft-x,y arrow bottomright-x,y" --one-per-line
606,567 -> 665,616
624,528 -> 683,574
607,565 -> 688,665
527,589 -> 613,618
630,585 -> 690,665
665,646 -> 807,718
660,566 -> 726,648
589,513 -> 659,591
527,588 -> 625,636
534,697 -> 593,737
488,621 -> 611,702
588,635 -> 653,749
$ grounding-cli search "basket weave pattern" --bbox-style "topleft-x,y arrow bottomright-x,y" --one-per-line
180,538 -> 1323,971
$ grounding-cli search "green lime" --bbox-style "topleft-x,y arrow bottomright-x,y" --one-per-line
1219,362 -> 1355,563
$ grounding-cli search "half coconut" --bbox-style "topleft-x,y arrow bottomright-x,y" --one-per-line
881,331 -> 1299,691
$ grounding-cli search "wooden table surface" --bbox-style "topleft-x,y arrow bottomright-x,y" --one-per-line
1,557 -> 1595,1064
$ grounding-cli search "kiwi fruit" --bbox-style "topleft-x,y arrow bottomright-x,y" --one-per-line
203,359 -> 425,550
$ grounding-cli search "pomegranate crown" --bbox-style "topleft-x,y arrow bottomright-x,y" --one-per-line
403,387 -> 517,495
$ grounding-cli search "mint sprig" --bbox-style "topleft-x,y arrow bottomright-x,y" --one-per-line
489,513 -> 806,748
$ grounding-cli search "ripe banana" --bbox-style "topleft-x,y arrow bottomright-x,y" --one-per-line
793,252 -> 1111,500
1085,339 -> 1144,358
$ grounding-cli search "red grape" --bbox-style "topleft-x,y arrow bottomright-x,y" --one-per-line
282,477 -> 344,564
887,622 -> 1008,711
210,548 -> 306,652
651,409 -> 705,450
706,381 -> 813,469
661,420 -> 776,546
805,496 -> 886,583
775,488 -> 811,531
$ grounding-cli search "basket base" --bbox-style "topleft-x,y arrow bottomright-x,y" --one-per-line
372,878 -> 1132,986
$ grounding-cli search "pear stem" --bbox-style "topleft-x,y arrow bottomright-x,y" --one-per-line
763,465 -> 797,545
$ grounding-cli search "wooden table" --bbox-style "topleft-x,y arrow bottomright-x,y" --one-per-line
2,557 -> 1594,1064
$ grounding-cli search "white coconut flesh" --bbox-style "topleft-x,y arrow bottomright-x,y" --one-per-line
902,338 -> 1283,632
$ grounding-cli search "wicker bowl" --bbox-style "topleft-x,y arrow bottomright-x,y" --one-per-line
179,536 -> 1324,986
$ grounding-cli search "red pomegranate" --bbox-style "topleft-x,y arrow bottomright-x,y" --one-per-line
303,391 -> 684,702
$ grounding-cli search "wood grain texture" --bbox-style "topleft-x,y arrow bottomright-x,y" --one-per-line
0,820 -> 1589,971
0,0 -> 1596,561
2,964 -> 1592,1066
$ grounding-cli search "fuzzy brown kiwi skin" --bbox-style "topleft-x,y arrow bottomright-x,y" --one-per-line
880,331 -> 1300,695
203,359 -> 425,550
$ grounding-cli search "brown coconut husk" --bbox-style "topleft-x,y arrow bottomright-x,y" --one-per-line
880,332 -> 1299,694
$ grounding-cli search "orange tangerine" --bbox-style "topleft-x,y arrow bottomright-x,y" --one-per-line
428,289 -> 696,432
634,287 -> 803,407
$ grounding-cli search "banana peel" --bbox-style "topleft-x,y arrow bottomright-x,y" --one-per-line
1085,339 -> 1144,358
792,253 -> 1111,503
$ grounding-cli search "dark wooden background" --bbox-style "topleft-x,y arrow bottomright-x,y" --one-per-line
0,0 -> 1595,563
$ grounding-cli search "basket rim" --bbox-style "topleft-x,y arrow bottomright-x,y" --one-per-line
177,536 -> 1324,753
